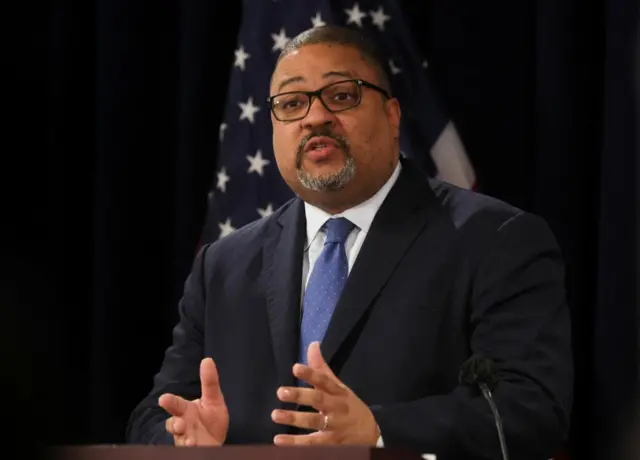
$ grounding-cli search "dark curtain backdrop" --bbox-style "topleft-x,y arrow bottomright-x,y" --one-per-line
5,1 -> 637,459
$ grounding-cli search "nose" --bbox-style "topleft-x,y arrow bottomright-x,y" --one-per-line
301,96 -> 336,130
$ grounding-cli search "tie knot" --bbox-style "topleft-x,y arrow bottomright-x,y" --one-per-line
324,217 -> 355,244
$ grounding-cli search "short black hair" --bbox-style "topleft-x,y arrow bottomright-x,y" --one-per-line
275,25 -> 392,95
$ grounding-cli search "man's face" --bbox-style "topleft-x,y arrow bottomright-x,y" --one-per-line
269,43 -> 401,211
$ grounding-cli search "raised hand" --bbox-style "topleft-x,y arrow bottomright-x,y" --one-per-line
158,357 -> 229,446
271,342 -> 380,446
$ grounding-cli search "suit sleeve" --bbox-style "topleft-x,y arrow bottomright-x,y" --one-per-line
371,212 -> 573,460
125,244 -> 211,444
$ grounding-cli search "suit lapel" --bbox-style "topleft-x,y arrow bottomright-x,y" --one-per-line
320,160 -> 442,365
263,199 -> 306,392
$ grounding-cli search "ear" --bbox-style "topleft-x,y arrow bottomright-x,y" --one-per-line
385,97 -> 401,140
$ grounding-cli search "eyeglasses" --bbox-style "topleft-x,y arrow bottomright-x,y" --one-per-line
266,79 -> 390,122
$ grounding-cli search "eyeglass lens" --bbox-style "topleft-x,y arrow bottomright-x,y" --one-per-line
272,81 -> 360,120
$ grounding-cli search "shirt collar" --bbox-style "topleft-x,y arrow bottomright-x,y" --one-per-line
304,160 -> 402,249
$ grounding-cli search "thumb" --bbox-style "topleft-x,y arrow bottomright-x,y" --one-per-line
307,342 -> 332,373
307,343 -> 345,388
200,357 -> 225,406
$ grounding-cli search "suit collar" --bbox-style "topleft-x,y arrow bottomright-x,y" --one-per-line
264,199 -> 306,395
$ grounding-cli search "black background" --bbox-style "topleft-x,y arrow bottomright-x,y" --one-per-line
3,1 -> 637,459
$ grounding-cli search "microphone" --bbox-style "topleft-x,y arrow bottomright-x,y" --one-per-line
459,355 -> 509,460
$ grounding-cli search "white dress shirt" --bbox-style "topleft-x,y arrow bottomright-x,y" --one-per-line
302,161 -> 402,293
300,160 -> 402,448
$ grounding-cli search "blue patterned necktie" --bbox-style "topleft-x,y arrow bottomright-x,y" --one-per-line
299,217 -> 355,366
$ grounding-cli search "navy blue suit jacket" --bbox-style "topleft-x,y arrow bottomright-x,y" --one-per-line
126,158 -> 573,460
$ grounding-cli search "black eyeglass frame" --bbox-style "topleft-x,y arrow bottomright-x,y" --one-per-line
266,79 -> 391,121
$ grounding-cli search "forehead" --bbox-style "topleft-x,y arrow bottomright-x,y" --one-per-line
270,44 -> 377,91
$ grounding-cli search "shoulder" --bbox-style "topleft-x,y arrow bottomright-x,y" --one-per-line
397,158 -> 530,233
428,178 -> 525,230
427,178 -> 560,253
196,196 -> 299,267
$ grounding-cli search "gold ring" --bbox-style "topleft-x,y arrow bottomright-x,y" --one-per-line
321,414 -> 329,431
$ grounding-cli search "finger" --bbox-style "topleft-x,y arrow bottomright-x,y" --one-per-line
200,357 -> 224,405
165,416 -> 186,435
271,409 -> 327,431
173,417 -> 186,435
274,432 -> 325,446
277,387 -> 325,410
165,417 -> 174,434
173,434 -> 185,447
276,387 -> 345,413
293,364 -> 348,396
307,342 -> 332,374
159,393 -> 190,416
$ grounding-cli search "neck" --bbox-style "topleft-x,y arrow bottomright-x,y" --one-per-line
305,192 -> 370,215
300,158 -> 399,214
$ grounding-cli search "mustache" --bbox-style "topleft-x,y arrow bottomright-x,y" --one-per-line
296,128 -> 349,167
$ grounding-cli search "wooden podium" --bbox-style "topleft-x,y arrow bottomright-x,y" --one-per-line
52,445 -> 431,460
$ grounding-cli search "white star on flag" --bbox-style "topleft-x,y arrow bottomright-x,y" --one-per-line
218,218 -> 236,239
311,12 -> 326,28
234,46 -> 250,70
257,203 -> 274,218
370,6 -> 391,31
239,97 -> 260,123
389,59 -> 401,75
345,3 -> 367,27
216,168 -> 230,193
271,28 -> 290,52
219,123 -> 227,141
247,150 -> 270,176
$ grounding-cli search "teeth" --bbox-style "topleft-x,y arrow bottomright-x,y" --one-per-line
314,144 -> 326,149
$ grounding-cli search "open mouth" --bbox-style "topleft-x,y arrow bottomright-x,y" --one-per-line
305,136 -> 340,152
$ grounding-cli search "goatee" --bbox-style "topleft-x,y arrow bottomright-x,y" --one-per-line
295,129 -> 356,192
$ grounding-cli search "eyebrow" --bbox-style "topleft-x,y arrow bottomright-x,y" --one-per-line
276,70 -> 355,93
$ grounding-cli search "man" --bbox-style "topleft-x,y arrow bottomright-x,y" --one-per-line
126,25 -> 573,459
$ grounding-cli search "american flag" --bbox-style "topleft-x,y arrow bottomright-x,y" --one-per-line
200,0 -> 475,243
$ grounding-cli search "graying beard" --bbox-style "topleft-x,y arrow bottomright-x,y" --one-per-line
297,156 -> 356,192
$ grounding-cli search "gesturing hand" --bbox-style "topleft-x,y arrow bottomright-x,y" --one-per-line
271,342 -> 380,446
158,357 -> 229,446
